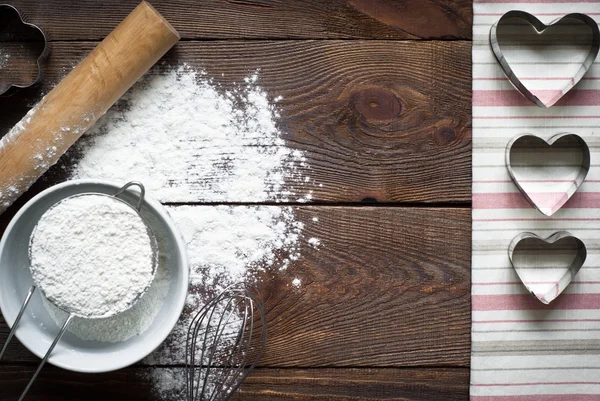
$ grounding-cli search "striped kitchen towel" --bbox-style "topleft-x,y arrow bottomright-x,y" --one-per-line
472,0 -> 600,400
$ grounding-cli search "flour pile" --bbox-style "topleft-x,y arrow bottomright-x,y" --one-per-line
70,66 -> 307,203
44,260 -> 170,343
30,194 -> 155,318
56,66 -> 315,399
33,193 -> 168,343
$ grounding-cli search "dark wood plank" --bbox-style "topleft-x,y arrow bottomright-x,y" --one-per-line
4,0 -> 472,41
237,368 -> 469,400
0,365 -> 469,400
0,40 -> 472,204
1,206 -> 471,366
0,365 -> 153,401
258,207 -> 471,367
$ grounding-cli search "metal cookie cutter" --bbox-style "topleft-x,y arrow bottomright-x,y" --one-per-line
0,4 -> 48,95
506,133 -> 590,216
490,11 -> 600,108
509,232 -> 586,304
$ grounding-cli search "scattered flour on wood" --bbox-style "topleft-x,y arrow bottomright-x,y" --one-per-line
17,65 -> 321,399
145,368 -> 186,401
0,52 -> 9,69
141,205 -> 304,400
141,207 -> 305,400
70,65 -> 309,203
308,237 -> 321,248
145,205 -> 303,364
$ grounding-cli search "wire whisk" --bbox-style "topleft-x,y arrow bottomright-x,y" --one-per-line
186,284 -> 267,401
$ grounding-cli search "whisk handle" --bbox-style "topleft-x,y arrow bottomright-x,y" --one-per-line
0,285 -> 36,361
18,313 -> 74,401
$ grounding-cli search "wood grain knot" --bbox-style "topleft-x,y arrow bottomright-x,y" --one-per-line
351,87 -> 401,121
433,127 -> 456,145
359,190 -> 387,203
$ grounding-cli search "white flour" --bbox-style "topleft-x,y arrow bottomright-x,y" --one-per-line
70,65 -> 308,203
144,205 -> 303,366
31,66 -> 321,398
42,258 -> 170,342
0,53 -> 8,69
30,195 -> 155,318
308,237 -> 321,248
141,205 -> 304,400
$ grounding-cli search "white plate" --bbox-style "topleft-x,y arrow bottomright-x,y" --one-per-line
0,179 -> 189,373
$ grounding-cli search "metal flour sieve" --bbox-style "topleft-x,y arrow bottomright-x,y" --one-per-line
0,181 -> 159,401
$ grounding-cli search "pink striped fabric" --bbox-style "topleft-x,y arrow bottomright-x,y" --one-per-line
472,0 -> 600,399
474,192 -> 600,209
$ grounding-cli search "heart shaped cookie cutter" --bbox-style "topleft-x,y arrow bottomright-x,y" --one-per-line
509,231 -> 586,304
506,133 -> 590,216
0,4 -> 48,95
490,11 -> 600,108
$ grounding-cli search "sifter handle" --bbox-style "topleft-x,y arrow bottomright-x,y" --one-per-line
18,313 -> 74,401
0,285 -> 36,361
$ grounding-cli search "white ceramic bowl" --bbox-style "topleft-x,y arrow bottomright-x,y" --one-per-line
0,179 -> 189,373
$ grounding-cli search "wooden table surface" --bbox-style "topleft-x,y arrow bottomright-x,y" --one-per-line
0,1 -> 472,399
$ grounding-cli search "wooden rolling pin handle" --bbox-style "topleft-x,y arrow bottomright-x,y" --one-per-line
0,1 -> 179,213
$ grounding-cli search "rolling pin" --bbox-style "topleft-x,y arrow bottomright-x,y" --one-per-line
0,1 -> 179,214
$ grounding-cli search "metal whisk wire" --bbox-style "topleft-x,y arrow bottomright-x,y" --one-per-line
186,284 -> 267,401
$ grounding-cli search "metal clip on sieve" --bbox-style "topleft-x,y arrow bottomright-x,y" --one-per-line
0,181 -> 155,401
